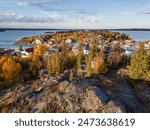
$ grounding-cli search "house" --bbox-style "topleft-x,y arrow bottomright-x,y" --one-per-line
65,38 -> 72,44
21,51 -> 29,58
35,38 -> 43,44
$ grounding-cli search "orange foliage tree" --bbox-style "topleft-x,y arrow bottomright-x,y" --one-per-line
1,57 -> 22,85
34,44 -> 47,56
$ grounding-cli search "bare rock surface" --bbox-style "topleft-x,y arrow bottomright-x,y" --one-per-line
0,73 -> 149,113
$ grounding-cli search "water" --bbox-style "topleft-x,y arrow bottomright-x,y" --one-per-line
1,30 -> 150,49
0,29 -> 65,49
112,30 -> 150,41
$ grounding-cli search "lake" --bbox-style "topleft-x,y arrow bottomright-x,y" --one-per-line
112,30 -> 150,41
0,29 -> 66,48
0,30 -> 150,49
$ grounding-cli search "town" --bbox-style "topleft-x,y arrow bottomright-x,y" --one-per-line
1,30 -> 150,58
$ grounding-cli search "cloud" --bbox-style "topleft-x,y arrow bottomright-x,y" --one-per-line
17,0 -> 57,6
17,0 -> 66,12
0,8 -> 110,28
71,18 -> 99,23
119,12 -> 135,15
17,1 -> 29,6
137,10 -> 150,15
59,9 -> 107,23
71,16 -> 111,23
119,9 -> 150,16
0,10 -> 63,23
76,10 -> 97,15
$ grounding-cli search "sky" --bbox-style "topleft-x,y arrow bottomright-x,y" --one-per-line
0,0 -> 150,29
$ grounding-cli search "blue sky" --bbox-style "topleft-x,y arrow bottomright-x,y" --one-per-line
0,0 -> 150,29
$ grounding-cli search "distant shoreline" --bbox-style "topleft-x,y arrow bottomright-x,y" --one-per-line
110,29 -> 150,31
1,28 -> 150,32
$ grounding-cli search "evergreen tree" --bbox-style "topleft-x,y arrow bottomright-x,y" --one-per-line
86,48 -> 93,77
86,55 -> 92,77
69,69 -> 74,81
77,45 -> 84,71
127,44 -> 150,80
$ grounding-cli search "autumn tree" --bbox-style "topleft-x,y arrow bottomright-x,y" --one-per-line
85,47 -> 94,77
0,55 -> 9,85
0,55 -> 9,72
94,56 -> 107,75
1,57 -> 22,84
34,44 -> 47,56
127,44 -> 150,81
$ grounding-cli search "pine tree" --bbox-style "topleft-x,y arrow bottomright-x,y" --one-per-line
86,48 -> 93,77
47,53 -> 60,76
86,55 -> 92,77
69,69 -> 74,81
77,45 -> 83,71
127,44 -> 150,80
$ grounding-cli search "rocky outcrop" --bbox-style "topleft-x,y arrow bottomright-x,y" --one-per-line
0,73 -> 149,113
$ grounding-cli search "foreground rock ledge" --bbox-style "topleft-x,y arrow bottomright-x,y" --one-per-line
0,73 -> 149,113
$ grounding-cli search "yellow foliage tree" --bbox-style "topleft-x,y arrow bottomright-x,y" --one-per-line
34,44 -> 46,56
1,58 -> 22,84
0,55 -> 9,81
94,56 -> 107,74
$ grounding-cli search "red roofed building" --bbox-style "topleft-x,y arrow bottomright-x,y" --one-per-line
4,49 -> 14,53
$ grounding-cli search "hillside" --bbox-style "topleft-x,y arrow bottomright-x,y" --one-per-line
0,70 -> 149,113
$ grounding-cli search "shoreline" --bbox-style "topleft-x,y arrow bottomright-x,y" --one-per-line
1,29 -> 150,50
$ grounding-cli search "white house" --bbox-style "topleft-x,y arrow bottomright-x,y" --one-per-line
144,44 -> 150,49
65,39 -> 72,44
21,51 -> 29,58
35,38 -> 43,44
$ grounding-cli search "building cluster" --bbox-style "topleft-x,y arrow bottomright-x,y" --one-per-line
1,31 -> 150,58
